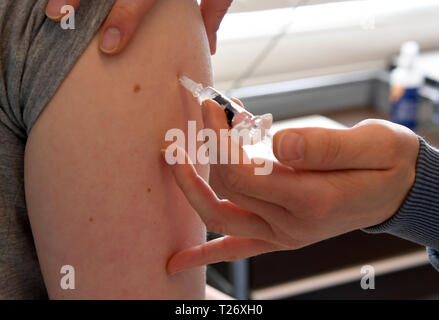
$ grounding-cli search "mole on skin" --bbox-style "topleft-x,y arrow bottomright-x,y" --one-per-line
134,84 -> 141,93
89,217 -> 94,222
147,188 -> 152,193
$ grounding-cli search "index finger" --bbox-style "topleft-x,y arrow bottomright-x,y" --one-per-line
162,147 -> 275,241
167,236 -> 281,275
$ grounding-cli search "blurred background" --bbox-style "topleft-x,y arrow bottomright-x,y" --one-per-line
204,0 -> 439,300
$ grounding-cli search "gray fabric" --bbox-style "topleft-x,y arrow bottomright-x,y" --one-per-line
0,0 -> 114,299
0,124 -> 47,299
364,137 -> 439,270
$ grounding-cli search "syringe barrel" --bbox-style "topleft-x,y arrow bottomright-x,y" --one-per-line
198,86 -> 273,146
199,87 -> 248,127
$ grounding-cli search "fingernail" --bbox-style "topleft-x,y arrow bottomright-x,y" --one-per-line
167,258 -> 183,275
46,0 -> 67,19
100,27 -> 121,53
168,267 -> 181,276
277,132 -> 305,160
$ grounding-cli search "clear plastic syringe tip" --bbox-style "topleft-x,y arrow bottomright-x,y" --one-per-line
262,132 -> 273,149
179,76 -> 204,98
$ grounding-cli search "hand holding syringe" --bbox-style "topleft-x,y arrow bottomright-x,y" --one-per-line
179,76 -> 273,147
165,97 -> 421,275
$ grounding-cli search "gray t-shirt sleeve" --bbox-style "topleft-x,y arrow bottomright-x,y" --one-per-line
363,137 -> 439,270
0,0 -> 116,139
0,0 -> 115,299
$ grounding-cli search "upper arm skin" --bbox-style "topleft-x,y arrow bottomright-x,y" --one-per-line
24,0 -> 212,299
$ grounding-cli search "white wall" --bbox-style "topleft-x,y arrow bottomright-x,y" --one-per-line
228,0 -> 353,13
213,0 -> 439,90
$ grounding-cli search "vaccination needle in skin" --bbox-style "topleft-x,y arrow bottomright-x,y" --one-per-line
179,76 -> 274,147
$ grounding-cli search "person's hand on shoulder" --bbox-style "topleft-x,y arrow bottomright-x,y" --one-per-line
45,0 -> 233,55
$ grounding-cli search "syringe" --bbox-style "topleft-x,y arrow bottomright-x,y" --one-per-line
179,76 -> 273,146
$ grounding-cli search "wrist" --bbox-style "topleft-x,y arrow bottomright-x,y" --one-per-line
364,127 -> 419,228
363,137 -> 439,251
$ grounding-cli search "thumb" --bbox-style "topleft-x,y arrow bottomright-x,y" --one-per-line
99,0 -> 157,55
200,0 -> 233,55
273,120 -> 408,171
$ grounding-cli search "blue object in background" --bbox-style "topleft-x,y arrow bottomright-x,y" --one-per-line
391,87 -> 419,131
434,84 -> 439,125
390,42 -> 423,131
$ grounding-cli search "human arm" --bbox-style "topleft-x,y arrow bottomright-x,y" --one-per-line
165,99 -> 434,274
25,0 -> 212,299
45,0 -> 233,55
